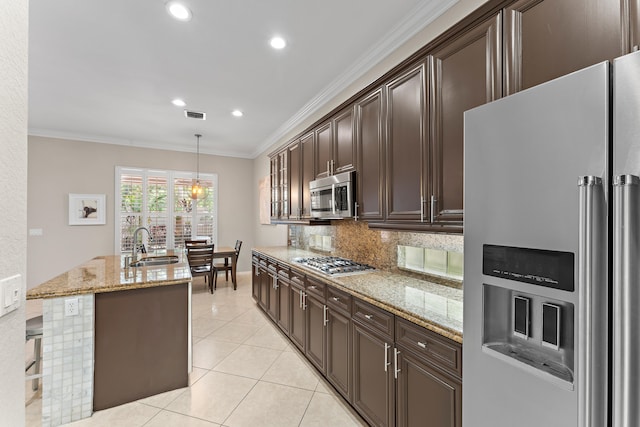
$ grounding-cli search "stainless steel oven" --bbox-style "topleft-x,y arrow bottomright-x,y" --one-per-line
309,171 -> 354,219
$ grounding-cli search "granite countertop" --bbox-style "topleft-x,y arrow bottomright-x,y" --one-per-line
27,250 -> 192,300
253,246 -> 463,343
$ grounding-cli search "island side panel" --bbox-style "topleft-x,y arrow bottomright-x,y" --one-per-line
93,283 -> 189,411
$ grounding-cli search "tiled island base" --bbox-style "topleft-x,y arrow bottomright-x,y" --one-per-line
41,294 -> 94,426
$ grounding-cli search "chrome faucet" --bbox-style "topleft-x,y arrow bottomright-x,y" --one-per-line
132,226 -> 152,263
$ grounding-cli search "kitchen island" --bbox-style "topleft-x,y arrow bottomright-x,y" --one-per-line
27,251 -> 192,427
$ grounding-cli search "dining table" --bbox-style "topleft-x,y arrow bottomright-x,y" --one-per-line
213,246 -> 237,289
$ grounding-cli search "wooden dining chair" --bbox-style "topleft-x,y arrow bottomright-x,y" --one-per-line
186,243 -> 216,293
214,240 -> 242,289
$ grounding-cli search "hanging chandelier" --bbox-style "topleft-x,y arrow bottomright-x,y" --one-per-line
191,133 -> 205,200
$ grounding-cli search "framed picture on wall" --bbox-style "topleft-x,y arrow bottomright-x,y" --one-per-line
68,193 -> 106,225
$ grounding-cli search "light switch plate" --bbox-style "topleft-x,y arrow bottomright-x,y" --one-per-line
0,274 -> 22,318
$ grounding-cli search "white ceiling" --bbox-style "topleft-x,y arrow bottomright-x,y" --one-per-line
28,0 -> 455,158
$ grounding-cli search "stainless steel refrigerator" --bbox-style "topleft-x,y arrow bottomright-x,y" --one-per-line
463,50 -> 640,427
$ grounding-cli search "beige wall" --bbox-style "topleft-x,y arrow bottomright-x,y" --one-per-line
28,136 -> 255,289
252,0 -> 488,246
0,0 -> 28,423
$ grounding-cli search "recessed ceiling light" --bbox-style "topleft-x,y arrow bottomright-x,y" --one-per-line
166,2 -> 192,22
171,98 -> 186,107
270,37 -> 286,50
231,110 -> 243,117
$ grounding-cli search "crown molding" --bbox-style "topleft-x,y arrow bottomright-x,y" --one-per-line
251,0 -> 459,159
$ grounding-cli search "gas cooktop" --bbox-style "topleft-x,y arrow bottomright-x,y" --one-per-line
292,256 -> 375,276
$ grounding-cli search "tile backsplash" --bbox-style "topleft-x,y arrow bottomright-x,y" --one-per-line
289,220 -> 463,285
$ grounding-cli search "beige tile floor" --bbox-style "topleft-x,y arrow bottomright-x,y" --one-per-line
25,272 -> 367,427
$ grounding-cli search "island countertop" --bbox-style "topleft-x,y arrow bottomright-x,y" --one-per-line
26,251 -> 192,299
253,246 -> 463,343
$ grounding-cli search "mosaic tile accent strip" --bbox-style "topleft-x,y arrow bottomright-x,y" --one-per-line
41,294 -> 94,426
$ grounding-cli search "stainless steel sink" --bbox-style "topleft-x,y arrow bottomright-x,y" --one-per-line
129,255 -> 179,267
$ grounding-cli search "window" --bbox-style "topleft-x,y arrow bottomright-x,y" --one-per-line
115,167 -> 218,253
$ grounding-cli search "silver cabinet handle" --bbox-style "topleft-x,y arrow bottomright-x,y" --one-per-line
384,343 -> 390,372
302,292 -> 307,310
309,285 -> 317,290
613,175 -> 640,427
354,202 -> 359,221
394,348 -> 401,379
331,296 -> 340,302
420,196 -> 425,222
364,314 -> 373,320
417,341 -> 427,349
299,288 -> 303,309
578,175 -> 608,427
430,195 -> 437,223
323,305 -> 328,326
331,159 -> 335,175
327,160 -> 330,176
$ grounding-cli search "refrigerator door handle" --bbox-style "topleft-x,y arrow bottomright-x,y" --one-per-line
577,175 -> 608,427
613,174 -> 640,427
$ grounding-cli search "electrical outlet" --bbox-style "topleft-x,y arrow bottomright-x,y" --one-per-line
65,297 -> 79,316
0,274 -> 21,318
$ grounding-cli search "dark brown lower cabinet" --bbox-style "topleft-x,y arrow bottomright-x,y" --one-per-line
326,306 -> 351,400
276,274 -> 290,334
266,266 -> 278,321
251,261 -> 260,302
258,262 -> 269,312
396,347 -> 462,427
352,321 -> 395,427
289,281 -> 306,351
250,251 -> 462,427
305,292 -> 326,372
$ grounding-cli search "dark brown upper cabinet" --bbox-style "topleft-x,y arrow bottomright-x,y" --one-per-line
315,109 -> 356,180
504,0 -> 625,95
355,88 -> 385,221
301,132 -> 315,218
429,12 -> 502,227
288,141 -> 301,220
631,0 -> 640,51
315,122 -> 333,179
385,62 -> 428,223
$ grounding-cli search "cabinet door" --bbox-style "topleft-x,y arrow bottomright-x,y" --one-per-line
289,141 -> 301,219
326,307 -> 351,400
258,267 -> 269,311
396,348 -> 462,427
276,278 -> 290,334
270,157 -> 279,219
333,107 -> 356,174
315,122 -> 333,179
251,263 -> 260,302
289,282 -> 306,351
267,273 -> 278,321
301,132 -> 315,218
429,13 -> 501,226
305,294 -> 326,372
632,0 -> 640,51
386,63 -> 428,222
356,88 -> 385,221
504,0 -> 624,95
352,322 -> 395,427
278,151 -> 289,219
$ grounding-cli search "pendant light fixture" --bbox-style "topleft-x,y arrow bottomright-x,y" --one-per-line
191,133 -> 205,200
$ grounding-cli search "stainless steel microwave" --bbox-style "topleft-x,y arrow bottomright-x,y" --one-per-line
309,171 -> 354,219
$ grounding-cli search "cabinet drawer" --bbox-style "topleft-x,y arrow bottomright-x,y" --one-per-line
353,298 -> 394,339
290,269 -> 305,287
395,317 -> 461,378
326,286 -> 351,314
277,262 -> 290,280
306,277 -> 326,299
